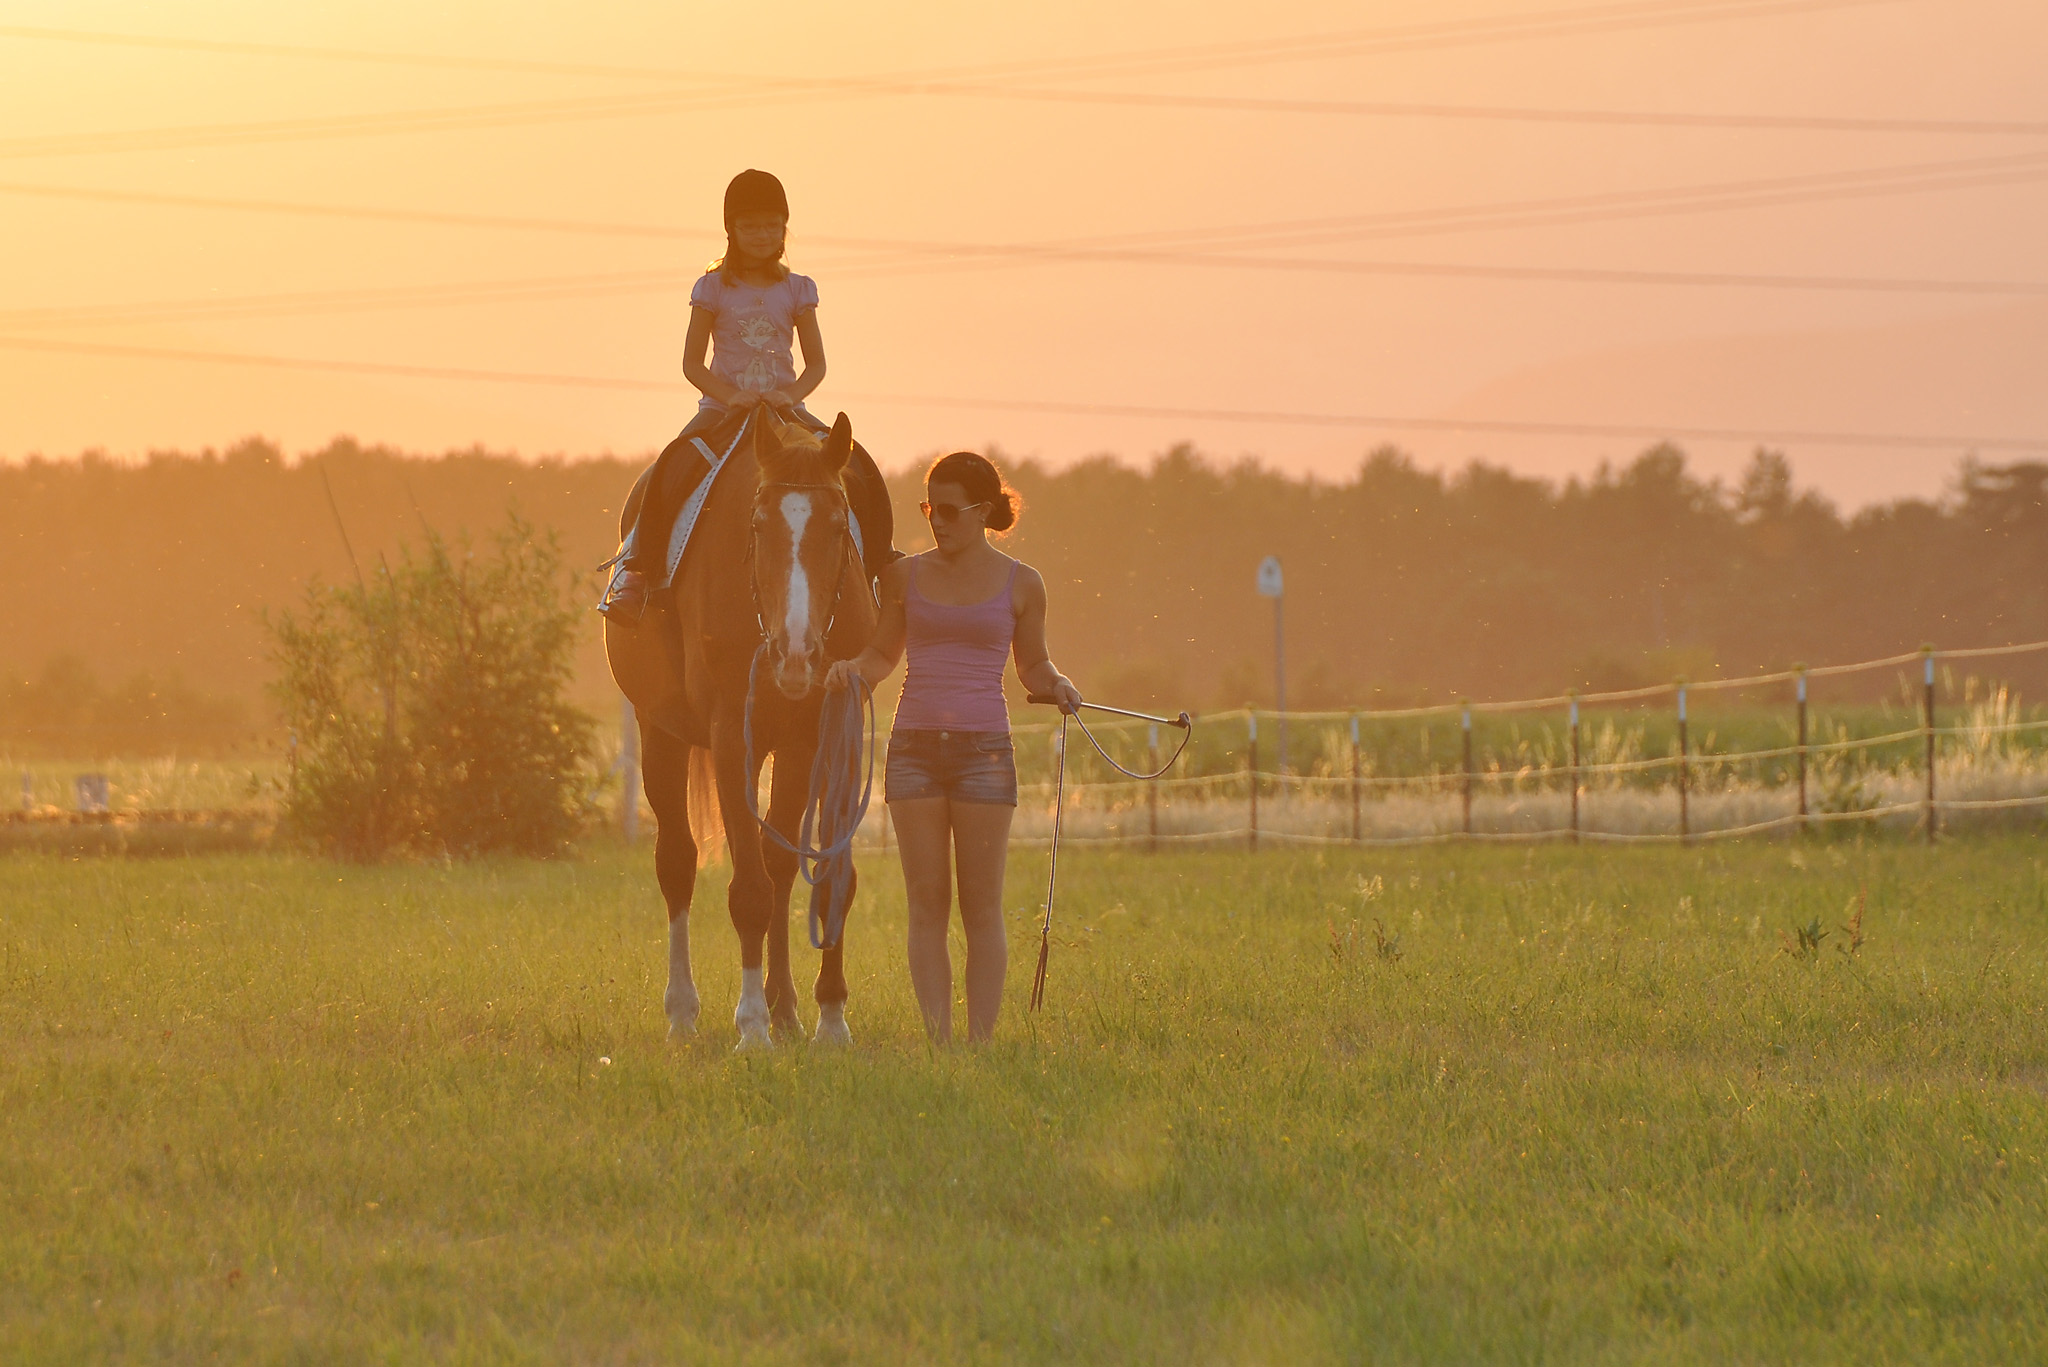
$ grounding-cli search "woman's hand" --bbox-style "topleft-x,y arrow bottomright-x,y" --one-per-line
758,388 -> 796,410
823,659 -> 862,693
1051,676 -> 1083,714
728,388 -> 765,409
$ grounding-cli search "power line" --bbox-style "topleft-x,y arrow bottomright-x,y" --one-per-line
0,2 -> 1938,160
8,248 -> 2048,335
2,334 -> 2041,454
0,0 -> 1901,90
11,139 -> 2048,271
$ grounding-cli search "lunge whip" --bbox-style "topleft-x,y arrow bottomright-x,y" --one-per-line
1025,695 -> 1194,1011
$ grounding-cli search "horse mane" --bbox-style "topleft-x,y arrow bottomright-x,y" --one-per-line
755,425 -> 841,488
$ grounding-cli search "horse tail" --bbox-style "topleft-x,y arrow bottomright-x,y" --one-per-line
688,745 -> 725,868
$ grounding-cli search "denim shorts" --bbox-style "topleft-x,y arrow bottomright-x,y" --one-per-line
884,729 -> 1018,806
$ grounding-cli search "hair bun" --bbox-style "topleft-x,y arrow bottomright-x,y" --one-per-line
927,450 -> 1022,534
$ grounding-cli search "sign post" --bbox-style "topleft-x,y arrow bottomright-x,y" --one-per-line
1256,556 -> 1286,778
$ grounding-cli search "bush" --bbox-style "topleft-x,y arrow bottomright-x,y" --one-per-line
268,515 -> 599,859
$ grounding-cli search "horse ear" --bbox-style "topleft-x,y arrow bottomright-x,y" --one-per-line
824,413 -> 853,473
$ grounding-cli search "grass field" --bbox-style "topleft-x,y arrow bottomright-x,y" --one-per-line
4,839 -> 2046,1362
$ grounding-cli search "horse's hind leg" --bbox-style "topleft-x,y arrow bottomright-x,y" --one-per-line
641,724 -> 700,1040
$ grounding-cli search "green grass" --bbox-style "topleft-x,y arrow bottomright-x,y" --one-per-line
3,840 -> 2046,1362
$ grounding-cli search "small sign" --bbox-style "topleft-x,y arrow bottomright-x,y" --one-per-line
1256,556 -> 1284,598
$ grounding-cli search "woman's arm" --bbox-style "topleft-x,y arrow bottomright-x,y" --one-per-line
1011,565 -> 1083,710
824,556 -> 910,692
680,305 -> 751,406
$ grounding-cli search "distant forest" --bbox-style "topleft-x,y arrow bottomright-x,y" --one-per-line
1,436 -> 2043,754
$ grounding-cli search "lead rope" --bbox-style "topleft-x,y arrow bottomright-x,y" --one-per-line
1029,711 -> 1070,1012
1028,701 -> 1195,1011
741,643 -> 875,950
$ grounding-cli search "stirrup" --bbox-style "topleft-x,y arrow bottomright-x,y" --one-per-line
596,566 -> 651,625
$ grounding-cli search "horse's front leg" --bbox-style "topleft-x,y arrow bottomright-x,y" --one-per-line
710,712 -> 775,1051
761,739 -> 817,1040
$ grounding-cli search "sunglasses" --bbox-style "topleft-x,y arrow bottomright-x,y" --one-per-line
920,500 -> 989,524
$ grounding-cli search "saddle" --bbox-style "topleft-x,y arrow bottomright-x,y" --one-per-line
610,408 -> 895,595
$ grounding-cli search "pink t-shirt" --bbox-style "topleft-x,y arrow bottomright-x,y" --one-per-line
689,270 -> 818,402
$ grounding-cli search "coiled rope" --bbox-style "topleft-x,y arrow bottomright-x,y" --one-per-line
742,644 -> 875,950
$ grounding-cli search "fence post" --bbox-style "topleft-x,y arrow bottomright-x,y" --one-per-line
1247,708 -> 1259,853
1795,666 -> 1809,835
1676,682 -> 1689,846
1568,693 -> 1580,844
1147,722 -> 1160,854
1923,646 -> 1938,844
1461,703 -> 1474,837
620,695 -> 640,844
1349,713 -> 1362,845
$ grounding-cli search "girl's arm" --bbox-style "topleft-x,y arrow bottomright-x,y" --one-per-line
767,309 -> 827,408
824,556 -> 910,691
680,305 -> 752,406
1011,565 -> 1083,710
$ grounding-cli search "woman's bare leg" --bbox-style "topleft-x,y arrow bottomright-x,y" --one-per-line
890,797 -> 957,1043
949,801 -> 1015,1043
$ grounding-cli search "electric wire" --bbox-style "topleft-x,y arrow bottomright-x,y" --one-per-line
2,334 -> 2043,454
0,0 -> 1904,93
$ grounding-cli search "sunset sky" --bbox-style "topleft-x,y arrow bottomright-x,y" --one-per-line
3,0 -> 2045,506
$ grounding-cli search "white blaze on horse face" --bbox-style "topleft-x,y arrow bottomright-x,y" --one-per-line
778,491 -> 814,652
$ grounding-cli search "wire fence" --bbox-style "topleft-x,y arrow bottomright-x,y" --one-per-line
840,637 -> 2048,851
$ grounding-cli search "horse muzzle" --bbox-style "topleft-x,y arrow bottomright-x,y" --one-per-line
768,644 -> 821,700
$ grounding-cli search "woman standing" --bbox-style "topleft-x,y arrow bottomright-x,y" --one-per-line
825,452 -> 1081,1043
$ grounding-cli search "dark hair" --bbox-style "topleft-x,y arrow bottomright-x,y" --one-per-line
926,451 -> 1019,533
713,236 -> 789,286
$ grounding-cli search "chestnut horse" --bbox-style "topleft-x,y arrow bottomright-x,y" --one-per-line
605,411 -> 879,1049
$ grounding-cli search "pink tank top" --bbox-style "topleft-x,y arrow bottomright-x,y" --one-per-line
893,555 -> 1020,732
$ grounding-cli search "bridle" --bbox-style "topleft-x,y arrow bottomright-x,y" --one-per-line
745,479 -> 867,656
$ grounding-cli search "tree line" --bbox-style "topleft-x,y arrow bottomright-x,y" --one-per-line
1,435 -> 2041,754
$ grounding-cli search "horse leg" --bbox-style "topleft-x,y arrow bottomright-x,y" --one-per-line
812,855 -> 855,1047
711,715 -> 776,1051
761,748 -> 813,1039
640,723 -> 700,1040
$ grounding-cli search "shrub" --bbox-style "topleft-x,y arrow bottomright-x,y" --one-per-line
268,514 -> 599,859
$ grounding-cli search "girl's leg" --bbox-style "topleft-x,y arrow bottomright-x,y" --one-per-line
889,797 -> 956,1043
949,801 -> 1016,1043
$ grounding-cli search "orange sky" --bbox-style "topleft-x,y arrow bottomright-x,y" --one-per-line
3,0 -> 2046,506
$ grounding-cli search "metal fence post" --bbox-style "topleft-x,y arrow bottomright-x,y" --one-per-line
1147,722 -> 1160,854
620,695 -> 639,844
1349,713 -> 1362,845
1795,666 -> 1809,835
1676,682 -> 1689,846
1247,708 -> 1259,853
1461,703 -> 1474,836
1923,646 -> 1938,844
1568,693 -> 1580,844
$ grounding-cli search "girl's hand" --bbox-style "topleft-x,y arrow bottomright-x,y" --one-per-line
759,388 -> 796,410
1051,677 -> 1083,713
823,659 -> 861,693
728,389 -> 764,409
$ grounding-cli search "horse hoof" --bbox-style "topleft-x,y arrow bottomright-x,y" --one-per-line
733,1022 -> 774,1053
813,1003 -> 852,1048
666,1015 -> 698,1043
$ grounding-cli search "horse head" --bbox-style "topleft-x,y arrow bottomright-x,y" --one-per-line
751,411 -> 860,700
